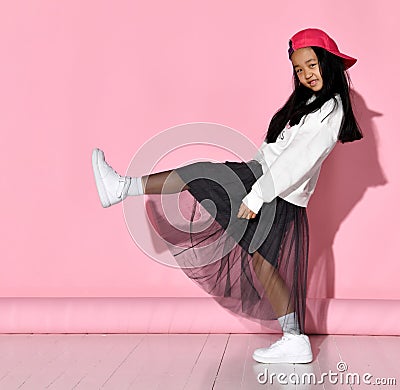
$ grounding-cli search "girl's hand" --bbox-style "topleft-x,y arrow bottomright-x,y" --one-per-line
237,202 -> 257,219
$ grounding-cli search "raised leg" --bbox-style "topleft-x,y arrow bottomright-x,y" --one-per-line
141,170 -> 190,194
92,148 -> 190,207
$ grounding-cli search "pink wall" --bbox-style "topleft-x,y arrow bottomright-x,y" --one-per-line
0,0 -> 398,315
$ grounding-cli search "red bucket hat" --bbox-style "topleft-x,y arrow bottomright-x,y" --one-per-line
288,28 -> 357,69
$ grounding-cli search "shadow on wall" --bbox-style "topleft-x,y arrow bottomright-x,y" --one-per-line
306,90 -> 387,333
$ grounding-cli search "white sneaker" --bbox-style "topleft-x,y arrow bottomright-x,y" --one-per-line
252,333 -> 313,364
91,148 -> 131,208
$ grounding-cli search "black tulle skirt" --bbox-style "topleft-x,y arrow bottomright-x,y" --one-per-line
145,160 -> 309,333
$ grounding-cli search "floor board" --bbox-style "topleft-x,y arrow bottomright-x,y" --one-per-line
0,334 -> 398,389
183,334 -> 229,390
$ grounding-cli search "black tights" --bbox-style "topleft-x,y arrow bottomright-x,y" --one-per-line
141,170 -> 190,194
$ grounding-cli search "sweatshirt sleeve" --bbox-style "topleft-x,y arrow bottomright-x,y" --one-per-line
242,97 -> 343,214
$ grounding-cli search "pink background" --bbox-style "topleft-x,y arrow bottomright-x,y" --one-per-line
0,1 -> 397,332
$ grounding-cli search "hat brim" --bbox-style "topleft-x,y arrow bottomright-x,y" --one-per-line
331,51 -> 357,70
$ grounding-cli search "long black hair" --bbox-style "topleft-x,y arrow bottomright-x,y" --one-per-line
265,46 -> 363,144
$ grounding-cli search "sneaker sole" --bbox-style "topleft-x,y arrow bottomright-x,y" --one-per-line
92,148 -> 111,208
252,352 -> 313,364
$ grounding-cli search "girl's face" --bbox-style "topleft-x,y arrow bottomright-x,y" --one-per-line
291,47 -> 323,92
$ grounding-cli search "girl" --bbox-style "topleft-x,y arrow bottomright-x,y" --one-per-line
92,28 -> 363,364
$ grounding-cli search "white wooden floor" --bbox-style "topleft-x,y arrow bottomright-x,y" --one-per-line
0,334 -> 398,389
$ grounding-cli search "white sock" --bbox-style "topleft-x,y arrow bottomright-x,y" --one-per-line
127,176 -> 144,196
278,312 -> 301,335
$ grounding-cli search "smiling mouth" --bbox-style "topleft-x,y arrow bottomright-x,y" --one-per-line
309,80 -> 318,86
